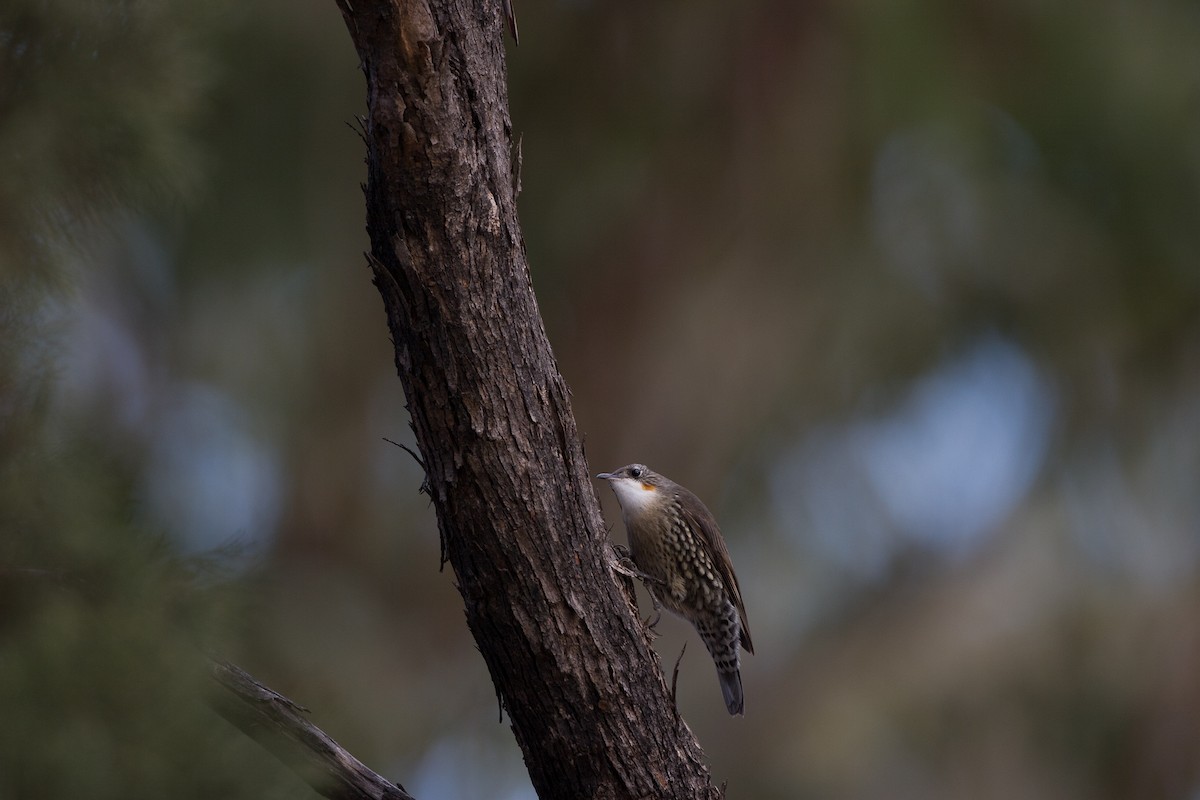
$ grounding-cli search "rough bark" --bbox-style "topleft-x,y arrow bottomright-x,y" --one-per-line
334,1 -> 722,798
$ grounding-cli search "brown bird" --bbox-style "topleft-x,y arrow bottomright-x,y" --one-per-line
596,464 -> 754,715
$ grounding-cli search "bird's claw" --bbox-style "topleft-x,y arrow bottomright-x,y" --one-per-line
610,547 -> 641,581
609,543 -> 667,639
610,546 -> 666,589
643,608 -> 662,636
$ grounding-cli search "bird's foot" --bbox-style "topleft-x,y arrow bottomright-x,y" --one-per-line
610,546 -> 668,590
643,603 -> 663,637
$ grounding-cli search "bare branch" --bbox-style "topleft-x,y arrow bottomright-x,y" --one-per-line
208,659 -> 416,800
671,642 -> 688,705
382,436 -> 426,471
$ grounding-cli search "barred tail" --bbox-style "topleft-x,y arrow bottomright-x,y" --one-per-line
718,667 -> 744,716
697,599 -> 747,715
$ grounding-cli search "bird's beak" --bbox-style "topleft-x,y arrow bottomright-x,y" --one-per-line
595,472 -> 614,481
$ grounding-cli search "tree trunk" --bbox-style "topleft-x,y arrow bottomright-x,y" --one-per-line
333,1 -> 722,798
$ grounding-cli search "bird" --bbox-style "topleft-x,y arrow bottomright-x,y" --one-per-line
595,464 -> 754,715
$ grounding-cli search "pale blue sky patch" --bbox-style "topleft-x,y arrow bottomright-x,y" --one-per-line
856,334 -> 1055,551
773,333 -> 1055,573
140,382 -> 283,556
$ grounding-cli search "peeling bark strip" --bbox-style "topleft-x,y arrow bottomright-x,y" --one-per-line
334,1 -> 722,797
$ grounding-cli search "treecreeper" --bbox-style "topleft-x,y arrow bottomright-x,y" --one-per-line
596,464 -> 754,715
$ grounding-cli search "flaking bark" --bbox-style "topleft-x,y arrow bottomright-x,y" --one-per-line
334,1 -> 723,797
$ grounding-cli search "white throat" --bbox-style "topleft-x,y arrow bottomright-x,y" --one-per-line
608,477 -> 661,519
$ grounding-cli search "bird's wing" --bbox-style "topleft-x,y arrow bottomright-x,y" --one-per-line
677,487 -> 754,654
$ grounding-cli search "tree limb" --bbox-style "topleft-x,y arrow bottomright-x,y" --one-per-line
208,659 -> 416,800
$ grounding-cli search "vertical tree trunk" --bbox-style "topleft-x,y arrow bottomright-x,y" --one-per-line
334,1 -> 722,798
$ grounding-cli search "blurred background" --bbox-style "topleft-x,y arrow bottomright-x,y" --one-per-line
3,0 -> 1200,797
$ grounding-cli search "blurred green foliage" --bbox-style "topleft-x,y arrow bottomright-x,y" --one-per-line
0,442 -> 306,799
0,1 -> 309,797
0,0 -> 215,287
3,0 -> 1200,798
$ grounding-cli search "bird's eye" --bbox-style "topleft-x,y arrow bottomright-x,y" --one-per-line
630,466 -> 644,479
